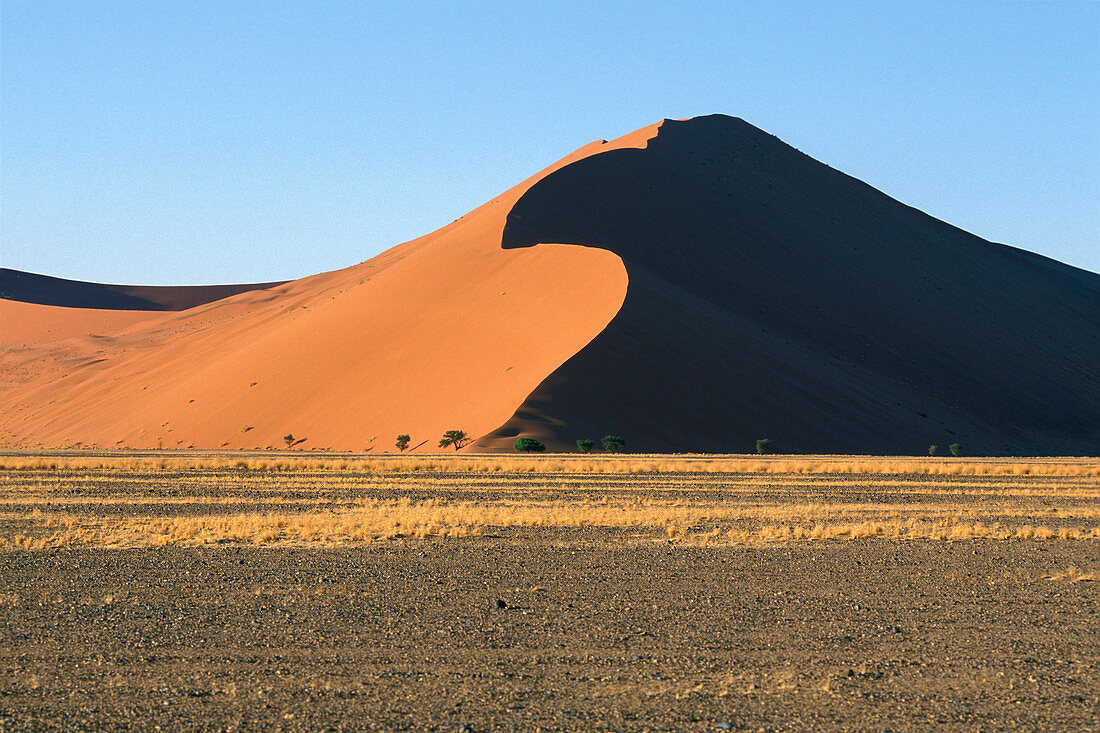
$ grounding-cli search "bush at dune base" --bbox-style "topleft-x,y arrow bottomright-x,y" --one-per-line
514,437 -> 546,453
601,436 -> 626,453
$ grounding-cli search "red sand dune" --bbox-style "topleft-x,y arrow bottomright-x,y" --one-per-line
0,126 -> 653,451
2,115 -> 1098,454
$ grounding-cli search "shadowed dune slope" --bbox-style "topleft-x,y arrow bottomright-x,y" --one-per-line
0,268 -> 286,311
479,115 -> 1100,455
0,129 -> 647,451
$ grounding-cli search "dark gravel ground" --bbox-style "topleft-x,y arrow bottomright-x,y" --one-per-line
1,532 -> 1097,731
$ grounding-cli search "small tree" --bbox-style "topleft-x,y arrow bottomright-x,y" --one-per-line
928,444 -> 938,456
514,437 -> 545,452
283,434 -> 295,448
439,430 -> 469,451
601,435 -> 625,453
949,443 -> 962,457
395,434 -> 410,452
576,439 -> 595,453
755,438 -> 772,454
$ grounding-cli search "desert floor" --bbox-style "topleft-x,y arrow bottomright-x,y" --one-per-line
0,452 -> 1096,731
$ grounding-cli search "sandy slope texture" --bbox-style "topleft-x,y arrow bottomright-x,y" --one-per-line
0,127 -> 661,450
481,114 -> 1100,455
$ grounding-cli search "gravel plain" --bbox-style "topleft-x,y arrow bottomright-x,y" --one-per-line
0,455 -> 1096,731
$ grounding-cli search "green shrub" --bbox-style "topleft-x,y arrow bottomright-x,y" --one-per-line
928,444 -> 937,456
949,443 -> 962,457
755,438 -> 772,454
395,434 -> 410,452
576,439 -> 595,453
601,435 -> 625,452
438,430 -> 469,451
514,437 -> 545,452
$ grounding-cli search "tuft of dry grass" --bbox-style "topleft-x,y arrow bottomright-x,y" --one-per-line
1044,566 -> 1097,582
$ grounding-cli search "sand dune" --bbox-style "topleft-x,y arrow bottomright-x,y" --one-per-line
2,115 -> 1097,454
1,299 -> 159,349
0,127 -> 651,450
0,268 -> 285,311
483,115 -> 1100,455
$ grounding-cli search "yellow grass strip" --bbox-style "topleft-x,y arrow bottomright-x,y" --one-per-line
2,500 -> 1097,550
1,453 -> 1097,477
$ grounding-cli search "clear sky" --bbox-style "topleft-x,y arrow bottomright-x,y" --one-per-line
2,1 -> 1098,284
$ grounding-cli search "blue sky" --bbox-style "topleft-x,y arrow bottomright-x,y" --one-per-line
2,1 -> 1097,283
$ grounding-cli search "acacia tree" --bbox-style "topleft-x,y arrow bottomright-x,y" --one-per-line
755,438 -> 772,454
283,434 -> 296,448
576,439 -> 595,453
439,430 -> 469,451
601,435 -> 625,453
514,437 -> 545,452
395,434 -> 411,452
949,443 -> 962,457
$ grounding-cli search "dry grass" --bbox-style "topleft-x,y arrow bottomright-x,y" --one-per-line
1,451 -> 1097,477
0,452 -> 1096,549
3,500 -> 1098,550
0,451 -> 1095,548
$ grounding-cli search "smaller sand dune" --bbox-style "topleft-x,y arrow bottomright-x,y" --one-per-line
0,268 -> 285,311
0,299 -> 159,349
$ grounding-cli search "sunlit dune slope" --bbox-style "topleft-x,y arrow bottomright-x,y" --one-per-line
0,128 -> 654,450
478,114 -> 1100,455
